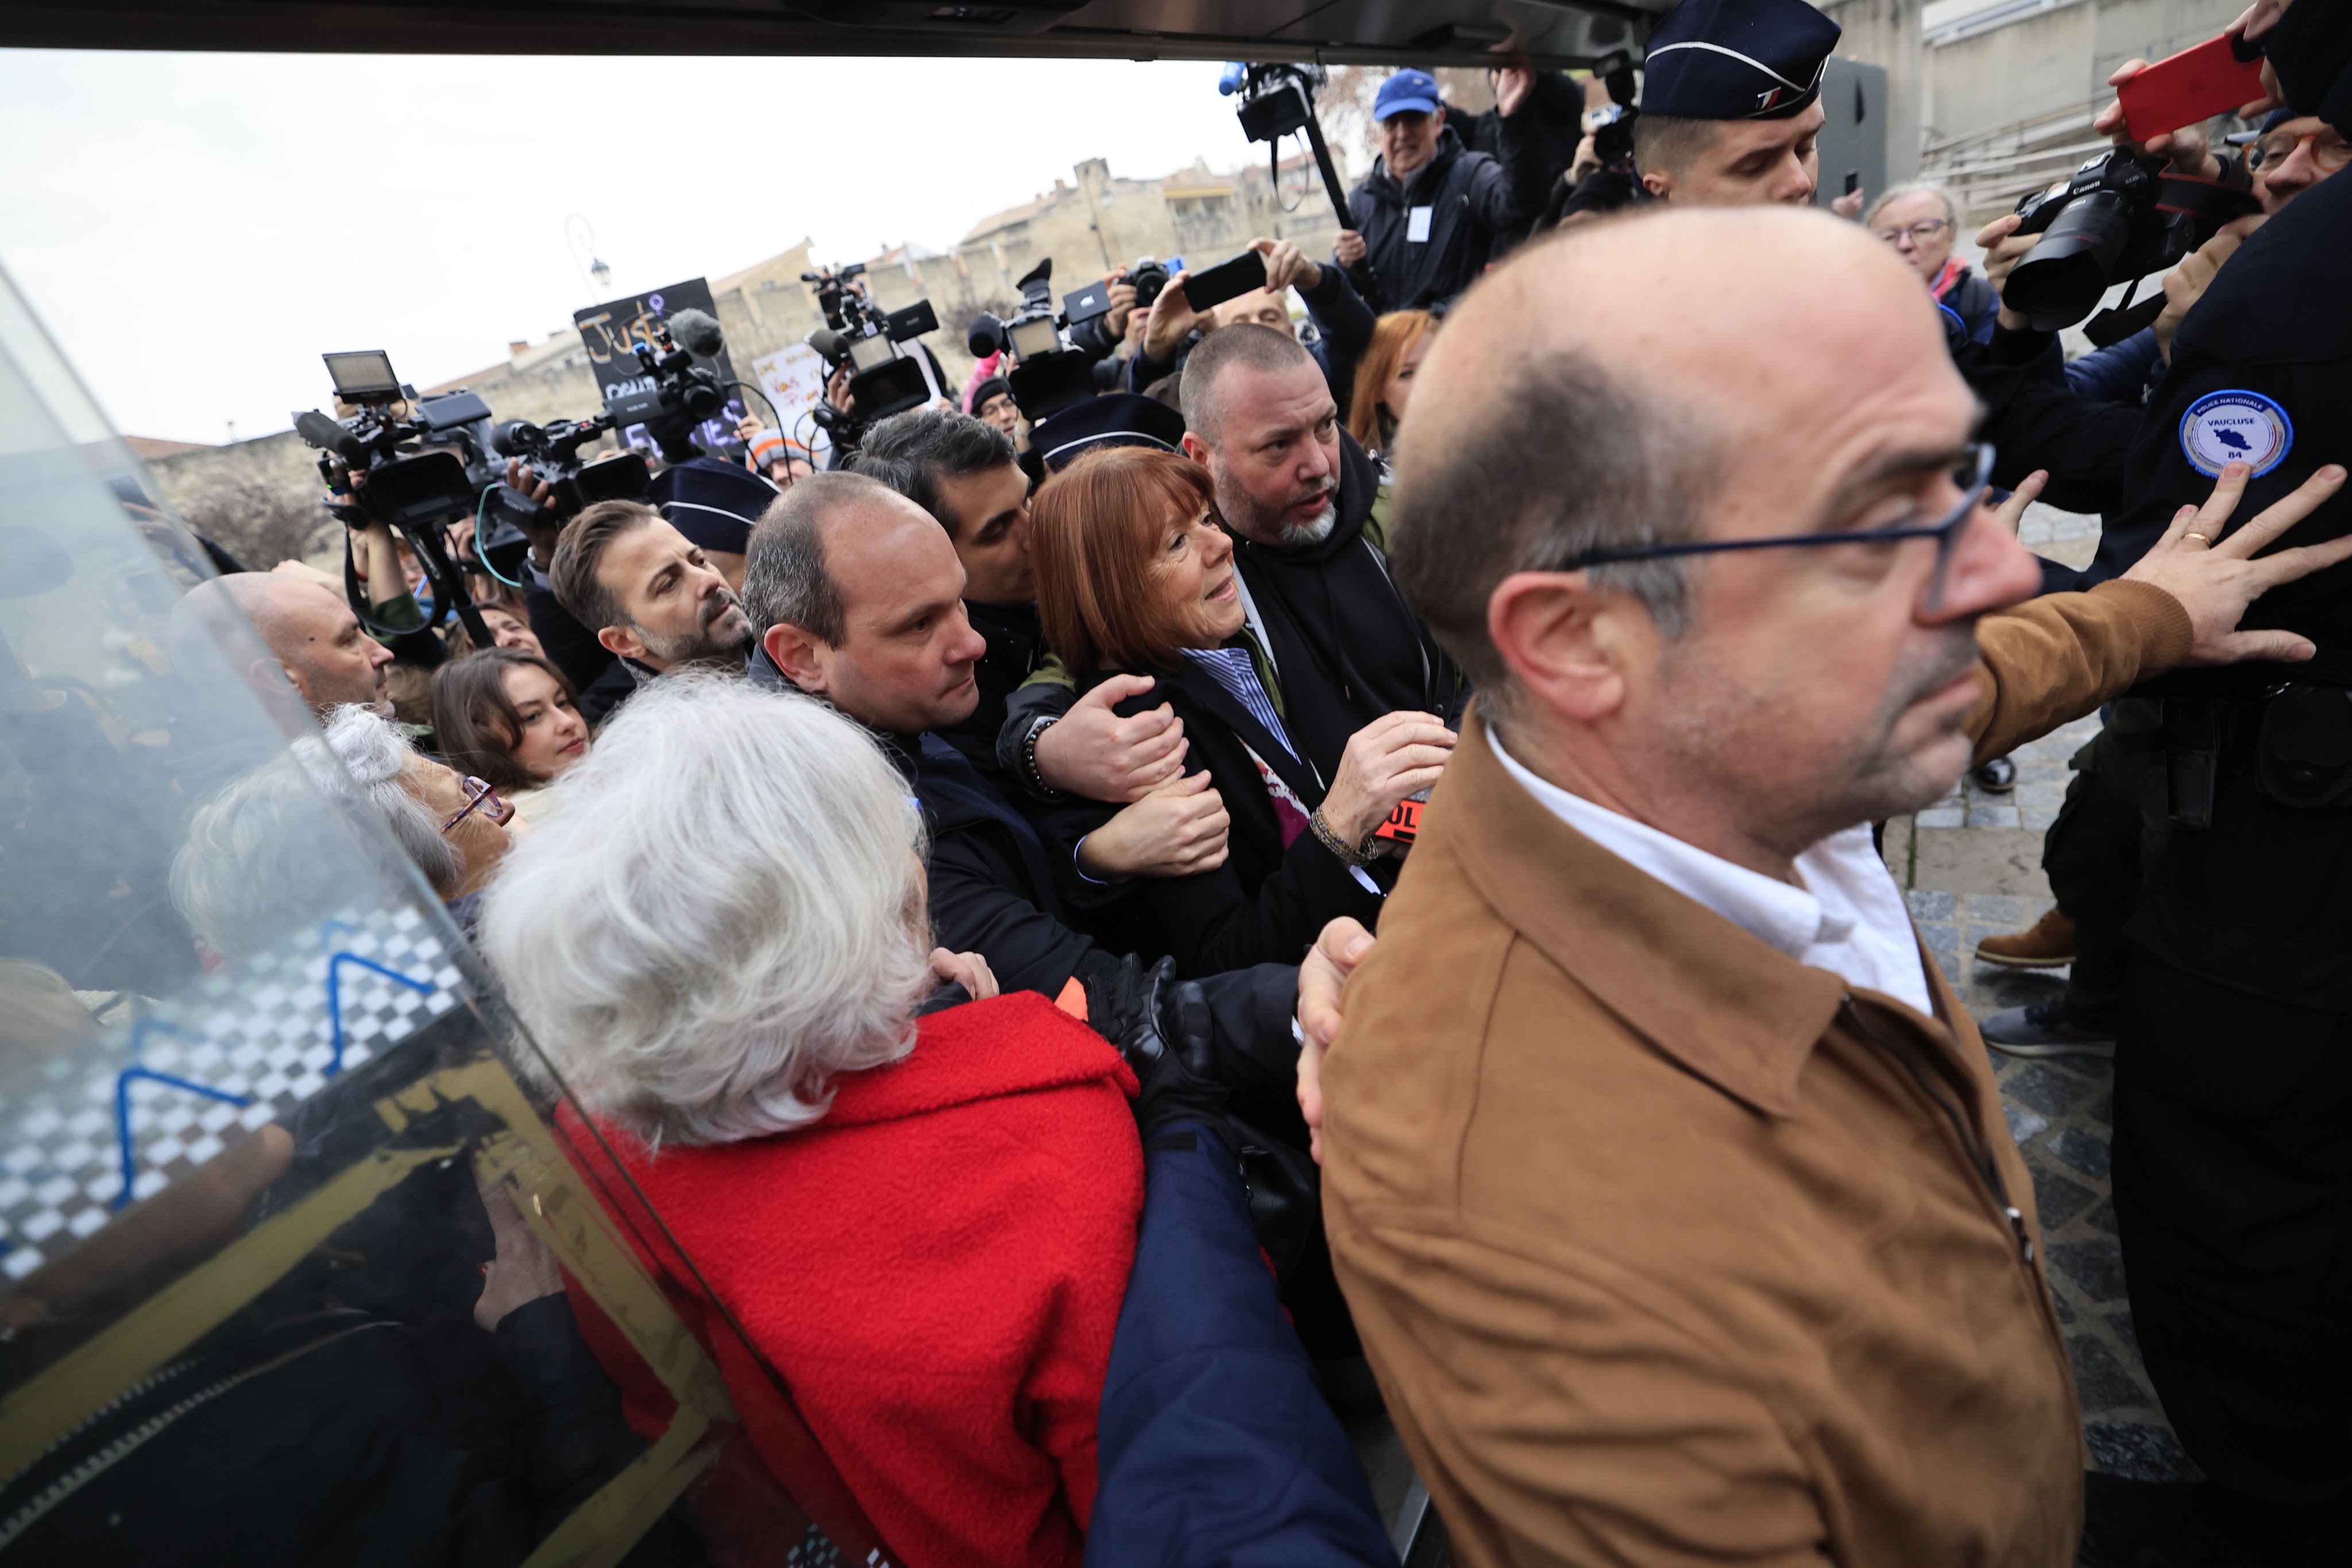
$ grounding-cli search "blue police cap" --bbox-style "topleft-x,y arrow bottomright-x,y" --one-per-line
650,455 -> 780,555
1030,393 -> 1187,473
1641,0 -> 1842,121
1374,68 -> 1444,122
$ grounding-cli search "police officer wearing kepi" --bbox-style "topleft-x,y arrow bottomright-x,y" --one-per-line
2065,3 -> 2352,1561
1628,0 -> 1858,213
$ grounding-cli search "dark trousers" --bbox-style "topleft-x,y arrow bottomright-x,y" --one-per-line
2114,955 -> 2352,1528
2044,698 -> 2170,1029
1086,1122 -> 1397,1568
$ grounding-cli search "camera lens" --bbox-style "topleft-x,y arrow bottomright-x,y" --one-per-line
2003,188 -> 2134,331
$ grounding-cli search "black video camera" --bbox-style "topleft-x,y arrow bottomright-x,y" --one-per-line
602,310 -> 732,450
488,414 -> 652,567
2006,148 -> 2258,336
293,350 -> 507,645
968,258 -> 1096,424
803,262 -> 941,448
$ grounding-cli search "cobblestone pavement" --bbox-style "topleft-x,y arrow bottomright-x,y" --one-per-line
1884,505 -> 2201,1485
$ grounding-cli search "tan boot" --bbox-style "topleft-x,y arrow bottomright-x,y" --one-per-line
1974,907 -> 2075,969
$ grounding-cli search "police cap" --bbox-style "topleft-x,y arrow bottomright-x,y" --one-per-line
1640,0 -> 1843,121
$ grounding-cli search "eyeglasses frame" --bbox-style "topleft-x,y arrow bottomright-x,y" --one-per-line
1549,442 -> 1997,613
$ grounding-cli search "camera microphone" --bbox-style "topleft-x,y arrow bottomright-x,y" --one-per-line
669,308 -> 725,358
293,408 -> 366,465
808,327 -> 849,365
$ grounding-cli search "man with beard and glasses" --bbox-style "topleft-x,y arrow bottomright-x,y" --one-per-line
1003,323 -> 1465,817
549,499 -> 755,723
1306,205 -> 2350,1566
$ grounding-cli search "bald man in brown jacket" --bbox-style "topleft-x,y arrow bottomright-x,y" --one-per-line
1310,207 -> 2352,1566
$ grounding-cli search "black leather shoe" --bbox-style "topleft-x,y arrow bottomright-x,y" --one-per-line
1971,755 -> 2018,793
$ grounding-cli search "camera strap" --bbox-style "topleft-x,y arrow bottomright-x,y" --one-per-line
2154,170 -> 2260,225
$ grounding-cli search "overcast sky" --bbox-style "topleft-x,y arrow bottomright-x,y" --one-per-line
0,49 -> 1268,445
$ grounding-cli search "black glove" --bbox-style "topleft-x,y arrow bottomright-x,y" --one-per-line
1113,956 -> 1227,1137
1115,956 -> 1321,1283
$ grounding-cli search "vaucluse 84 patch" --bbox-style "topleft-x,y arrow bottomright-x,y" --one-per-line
2179,390 -> 2293,479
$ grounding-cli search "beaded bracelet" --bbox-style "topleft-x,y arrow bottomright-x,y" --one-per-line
1308,808 -> 1376,868
1020,715 -> 1066,801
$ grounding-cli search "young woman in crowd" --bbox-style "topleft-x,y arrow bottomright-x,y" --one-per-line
430,648 -> 589,822
481,676 -> 1138,1568
1029,446 -> 1442,976
1346,308 -> 1435,461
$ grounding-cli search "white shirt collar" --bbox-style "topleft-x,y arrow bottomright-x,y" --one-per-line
1489,729 -> 1932,1016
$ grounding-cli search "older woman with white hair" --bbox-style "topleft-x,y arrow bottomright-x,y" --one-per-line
1863,181 -> 1998,342
480,674 -> 1143,1568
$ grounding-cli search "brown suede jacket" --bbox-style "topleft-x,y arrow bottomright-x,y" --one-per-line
1323,580 -> 2192,1567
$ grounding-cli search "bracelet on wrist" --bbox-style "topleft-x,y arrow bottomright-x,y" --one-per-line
1021,716 -> 1065,801
1308,808 -> 1376,868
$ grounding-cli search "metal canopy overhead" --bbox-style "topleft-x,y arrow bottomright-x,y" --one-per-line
0,0 -> 1667,65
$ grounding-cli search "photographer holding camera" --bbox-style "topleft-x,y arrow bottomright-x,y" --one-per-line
1953,6 -> 2352,1556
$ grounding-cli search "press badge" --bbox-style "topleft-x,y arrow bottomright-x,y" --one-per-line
2180,390 -> 2293,478
1406,205 -> 1433,243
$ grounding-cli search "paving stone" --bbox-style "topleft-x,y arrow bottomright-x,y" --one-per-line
2049,1287 -> 2075,1324
2004,1103 -> 2049,1146
1915,808 -> 1965,828
2053,1126 -> 2112,1181
2031,1165 -> 2097,1227
1966,805 -> 2022,828
1968,895 -> 2028,928
2021,806 -> 2061,831
2106,1310 -> 2140,1360
2086,1422 -> 2202,1482
2052,1238 -> 2129,1303
1905,889 -> 1957,920
2085,1196 -> 2118,1235
2087,1091 -> 2113,1125
2005,1063 -> 2091,1117
2071,1334 -> 2147,1412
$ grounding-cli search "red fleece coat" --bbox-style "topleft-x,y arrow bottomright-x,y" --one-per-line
577,992 -> 1143,1567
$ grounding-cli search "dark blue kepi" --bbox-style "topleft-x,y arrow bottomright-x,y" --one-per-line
1640,0 -> 1843,121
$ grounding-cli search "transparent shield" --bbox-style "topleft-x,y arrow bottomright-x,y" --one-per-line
0,264 -> 897,1566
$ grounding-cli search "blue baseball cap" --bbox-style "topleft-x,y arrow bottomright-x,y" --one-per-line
1641,0 -> 1842,121
1374,68 -> 1444,122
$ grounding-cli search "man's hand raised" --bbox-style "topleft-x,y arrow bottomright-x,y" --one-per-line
1250,237 -> 1322,295
2123,461 -> 2352,664
1295,916 -> 1374,1166
1033,674 -> 1189,801
1142,273 -> 1209,363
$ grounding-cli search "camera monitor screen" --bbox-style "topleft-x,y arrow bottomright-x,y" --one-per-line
848,334 -> 897,373
322,350 -> 401,400
1009,317 -> 1062,359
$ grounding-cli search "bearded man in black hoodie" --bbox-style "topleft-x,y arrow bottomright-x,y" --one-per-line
1002,324 -> 1467,812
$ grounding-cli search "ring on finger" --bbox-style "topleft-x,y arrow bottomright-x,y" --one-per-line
2184,531 -> 2214,546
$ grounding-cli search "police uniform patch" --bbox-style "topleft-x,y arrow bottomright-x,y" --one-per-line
2179,390 -> 2294,478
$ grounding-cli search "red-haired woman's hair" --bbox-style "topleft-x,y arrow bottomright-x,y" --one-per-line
1029,446 -> 1219,677
1347,310 -> 1436,453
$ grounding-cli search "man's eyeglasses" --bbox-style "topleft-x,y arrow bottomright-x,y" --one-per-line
1872,218 -> 1951,246
1552,443 -> 1996,613
2252,127 -> 2351,175
441,775 -> 515,835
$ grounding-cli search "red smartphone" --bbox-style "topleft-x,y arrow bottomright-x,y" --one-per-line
2117,34 -> 2269,143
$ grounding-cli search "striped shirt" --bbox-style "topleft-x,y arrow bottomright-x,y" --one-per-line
1181,646 -> 1296,762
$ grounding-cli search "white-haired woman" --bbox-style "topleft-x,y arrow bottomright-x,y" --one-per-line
480,675 -> 1142,1568
1863,182 -> 1998,342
